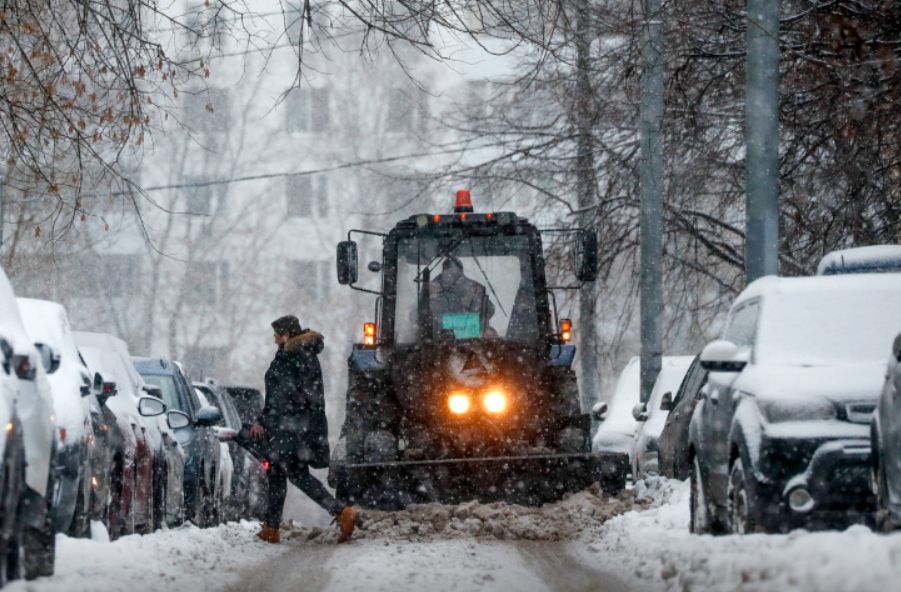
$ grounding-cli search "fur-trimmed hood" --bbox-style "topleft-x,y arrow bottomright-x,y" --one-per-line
284,330 -> 324,353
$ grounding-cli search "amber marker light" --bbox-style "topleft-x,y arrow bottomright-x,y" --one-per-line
484,390 -> 507,413
363,323 -> 376,346
561,319 -> 572,342
448,393 -> 471,414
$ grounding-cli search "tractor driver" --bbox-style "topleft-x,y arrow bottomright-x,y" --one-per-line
429,256 -> 496,336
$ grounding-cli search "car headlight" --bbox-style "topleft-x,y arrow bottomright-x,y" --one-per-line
448,393 -> 470,414
757,398 -> 836,423
483,390 -> 507,413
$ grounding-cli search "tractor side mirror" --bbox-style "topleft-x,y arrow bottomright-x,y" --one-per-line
575,230 -> 599,282
35,343 -> 61,374
660,391 -> 674,412
368,261 -> 382,273
337,241 -> 359,285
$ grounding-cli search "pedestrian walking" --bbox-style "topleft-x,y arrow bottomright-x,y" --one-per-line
247,314 -> 356,544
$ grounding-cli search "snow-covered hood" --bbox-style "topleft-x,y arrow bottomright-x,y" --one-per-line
731,361 -> 887,404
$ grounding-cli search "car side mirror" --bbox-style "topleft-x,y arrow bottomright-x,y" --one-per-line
590,401 -> 608,422
574,230 -> 599,283
632,402 -> 648,422
337,241 -> 359,285
167,410 -> 191,430
195,407 -> 222,427
94,372 -> 117,406
1,337 -> 12,374
34,343 -> 61,374
893,332 -> 901,362
660,391 -> 674,412
138,396 -> 166,417
699,340 -> 748,373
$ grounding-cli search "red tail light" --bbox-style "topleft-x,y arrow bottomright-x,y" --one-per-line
262,461 -> 270,470
103,382 -> 117,396
59,428 -> 67,441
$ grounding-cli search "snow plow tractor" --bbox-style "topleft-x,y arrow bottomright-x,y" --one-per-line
329,191 -> 620,509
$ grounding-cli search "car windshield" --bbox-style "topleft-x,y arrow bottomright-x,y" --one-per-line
394,235 -> 538,344
758,287 -> 901,366
141,374 -> 182,411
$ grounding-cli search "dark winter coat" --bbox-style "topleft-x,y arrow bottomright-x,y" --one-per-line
257,330 -> 330,469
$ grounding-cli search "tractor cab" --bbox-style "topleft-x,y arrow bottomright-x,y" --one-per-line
331,191 -> 613,508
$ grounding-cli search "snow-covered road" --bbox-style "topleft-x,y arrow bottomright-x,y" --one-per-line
9,479 -> 901,592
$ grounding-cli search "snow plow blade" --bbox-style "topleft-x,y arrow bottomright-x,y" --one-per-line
333,452 -> 627,510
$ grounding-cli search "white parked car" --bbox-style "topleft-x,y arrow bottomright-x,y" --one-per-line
591,357 -> 640,492
17,298 -> 100,538
630,356 -> 694,480
0,269 -> 56,582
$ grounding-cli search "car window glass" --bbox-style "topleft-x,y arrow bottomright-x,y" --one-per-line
178,371 -> 201,412
724,300 -> 760,350
673,358 -> 700,406
141,374 -> 181,411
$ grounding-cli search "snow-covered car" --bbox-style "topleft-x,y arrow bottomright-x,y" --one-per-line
17,298 -> 108,539
872,331 -> 901,532
133,357 -> 222,527
196,379 -> 267,521
0,269 -> 56,581
630,356 -> 694,480
817,245 -> 901,275
192,384 -> 233,522
74,334 -> 185,535
689,274 -> 901,535
591,357 -> 640,492
658,355 -> 708,480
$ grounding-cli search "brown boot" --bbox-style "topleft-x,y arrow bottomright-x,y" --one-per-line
256,526 -> 280,544
335,508 -> 357,544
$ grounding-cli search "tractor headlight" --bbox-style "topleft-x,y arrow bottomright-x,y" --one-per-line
448,393 -> 471,414
483,390 -> 507,413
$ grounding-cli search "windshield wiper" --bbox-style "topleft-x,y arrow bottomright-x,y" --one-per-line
466,237 -> 508,318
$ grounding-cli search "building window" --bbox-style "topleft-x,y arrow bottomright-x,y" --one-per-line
184,261 -> 228,305
286,175 -> 327,218
289,260 -> 330,297
184,88 -> 231,151
285,88 -> 329,133
387,88 -> 427,133
185,1 -> 227,51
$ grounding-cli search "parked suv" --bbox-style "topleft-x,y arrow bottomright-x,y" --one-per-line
0,269 -> 56,581
133,358 -> 222,527
690,274 -> 901,534
872,331 -> 901,532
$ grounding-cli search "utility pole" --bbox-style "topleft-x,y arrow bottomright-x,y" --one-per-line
0,175 -> 4,247
639,0 -> 664,404
745,0 -> 781,282
575,0 -> 600,413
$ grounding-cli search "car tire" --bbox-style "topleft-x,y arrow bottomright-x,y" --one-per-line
67,476 -> 91,538
23,479 -> 56,579
690,455 -> 712,534
0,436 -> 26,586
875,460 -> 896,533
727,457 -> 759,535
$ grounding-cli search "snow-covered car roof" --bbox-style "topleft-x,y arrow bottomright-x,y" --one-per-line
731,274 -> 901,367
638,356 -> 695,441
816,245 -> 901,276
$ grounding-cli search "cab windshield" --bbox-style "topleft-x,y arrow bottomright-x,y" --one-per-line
394,235 -> 538,343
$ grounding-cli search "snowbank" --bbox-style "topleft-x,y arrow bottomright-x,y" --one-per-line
6,522 -> 281,592
576,476 -> 901,592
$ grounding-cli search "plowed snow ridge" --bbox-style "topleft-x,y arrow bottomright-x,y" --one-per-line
280,483 -> 651,543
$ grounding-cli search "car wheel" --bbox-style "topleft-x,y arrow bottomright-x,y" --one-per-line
690,455 -> 712,534
67,476 -> 91,538
875,460 -> 896,533
727,457 -> 758,535
0,439 -> 25,586
23,480 -> 56,579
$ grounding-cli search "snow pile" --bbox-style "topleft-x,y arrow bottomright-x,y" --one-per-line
8,521 -> 281,592
281,484 -> 651,544
577,477 -> 901,592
